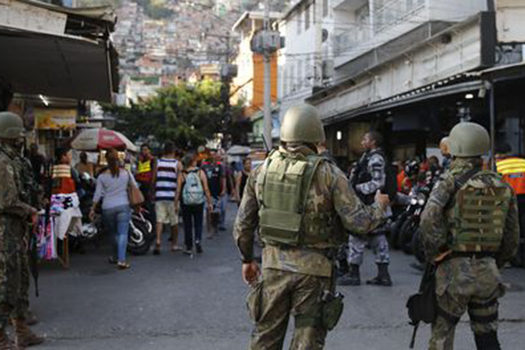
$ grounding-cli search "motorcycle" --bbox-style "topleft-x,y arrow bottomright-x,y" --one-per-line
396,185 -> 430,254
78,173 -> 154,255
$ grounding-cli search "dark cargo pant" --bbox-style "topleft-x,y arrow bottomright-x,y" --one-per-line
0,216 -> 29,329
248,269 -> 331,350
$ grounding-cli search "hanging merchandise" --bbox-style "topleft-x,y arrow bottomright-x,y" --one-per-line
36,214 -> 57,260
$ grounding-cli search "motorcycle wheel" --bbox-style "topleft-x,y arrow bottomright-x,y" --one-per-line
390,213 -> 407,249
399,217 -> 417,254
127,218 -> 152,255
411,229 -> 425,263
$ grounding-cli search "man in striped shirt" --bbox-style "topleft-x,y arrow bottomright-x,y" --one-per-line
152,142 -> 182,255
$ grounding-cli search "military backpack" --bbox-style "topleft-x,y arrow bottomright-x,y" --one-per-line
449,171 -> 511,253
256,150 -> 336,248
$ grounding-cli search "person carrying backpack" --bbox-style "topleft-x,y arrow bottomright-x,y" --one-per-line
175,151 -> 213,254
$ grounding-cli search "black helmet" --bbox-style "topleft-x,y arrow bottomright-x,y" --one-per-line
405,160 -> 420,177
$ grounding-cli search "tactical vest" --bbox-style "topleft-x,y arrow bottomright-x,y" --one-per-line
136,158 -> 153,183
256,150 -> 336,248
449,171 -> 511,253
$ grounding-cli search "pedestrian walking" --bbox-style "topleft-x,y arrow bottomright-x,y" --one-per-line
75,151 -> 94,178
202,151 -> 227,233
339,131 -> 393,286
175,152 -> 213,255
233,104 -> 389,349
90,148 -> 136,270
420,122 -> 519,350
152,141 -> 182,254
0,111 -> 45,348
234,157 -> 251,204
135,143 -> 156,225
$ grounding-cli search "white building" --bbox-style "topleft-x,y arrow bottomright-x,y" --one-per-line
277,0 -> 335,120
301,0 -> 525,162
124,76 -> 161,106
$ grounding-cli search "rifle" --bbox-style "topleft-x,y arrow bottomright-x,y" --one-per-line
406,263 -> 437,348
28,221 -> 40,297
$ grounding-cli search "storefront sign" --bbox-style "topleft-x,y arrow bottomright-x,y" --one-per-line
35,108 -> 77,130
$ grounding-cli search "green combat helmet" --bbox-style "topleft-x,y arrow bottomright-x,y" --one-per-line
280,104 -> 325,143
0,111 -> 25,139
449,122 -> 490,157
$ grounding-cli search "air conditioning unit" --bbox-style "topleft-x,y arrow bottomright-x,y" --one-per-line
322,60 -> 334,80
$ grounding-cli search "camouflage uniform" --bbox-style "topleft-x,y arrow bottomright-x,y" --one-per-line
234,145 -> 386,349
420,158 -> 519,350
0,143 -> 35,329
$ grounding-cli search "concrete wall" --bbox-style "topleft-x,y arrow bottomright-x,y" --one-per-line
428,0 -> 485,21
496,0 -> 525,43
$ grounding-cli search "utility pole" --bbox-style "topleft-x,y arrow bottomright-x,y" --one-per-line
263,0 -> 272,150
251,0 -> 284,150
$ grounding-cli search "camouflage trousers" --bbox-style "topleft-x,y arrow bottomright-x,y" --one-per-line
348,233 -> 390,265
430,257 -> 504,350
0,216 -> 30,329
247,268 -> 331,350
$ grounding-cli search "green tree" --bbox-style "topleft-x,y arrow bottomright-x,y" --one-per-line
105,80 -> 247,150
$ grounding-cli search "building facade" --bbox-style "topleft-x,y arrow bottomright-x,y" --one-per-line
232,11 -> 281,147
298,0 -> 525,165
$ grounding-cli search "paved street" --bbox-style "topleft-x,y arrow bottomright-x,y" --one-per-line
30,203 -> 525,350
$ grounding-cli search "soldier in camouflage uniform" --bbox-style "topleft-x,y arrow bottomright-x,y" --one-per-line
233,104 -> 390,349
0,112 -> 44,349
420,122 -> 519,350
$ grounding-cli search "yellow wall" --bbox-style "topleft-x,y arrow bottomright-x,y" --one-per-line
252,53 -> 278,110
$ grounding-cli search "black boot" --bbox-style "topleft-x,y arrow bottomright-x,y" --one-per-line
336,258 -> 349,278
337,264 -> 360,286
474,331 -> 501,350
366,263 -> 392,286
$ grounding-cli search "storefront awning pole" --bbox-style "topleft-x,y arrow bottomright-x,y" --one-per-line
489,80 -> 496,171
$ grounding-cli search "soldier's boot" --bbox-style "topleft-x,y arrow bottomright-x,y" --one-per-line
336,258 -> 349,277
13,319 -> 44,347
337,264 -> 360,286
474,331 -> 501,350
0,329 -> 17,350
24,310 -> 38,327
366,263 -> 393,286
